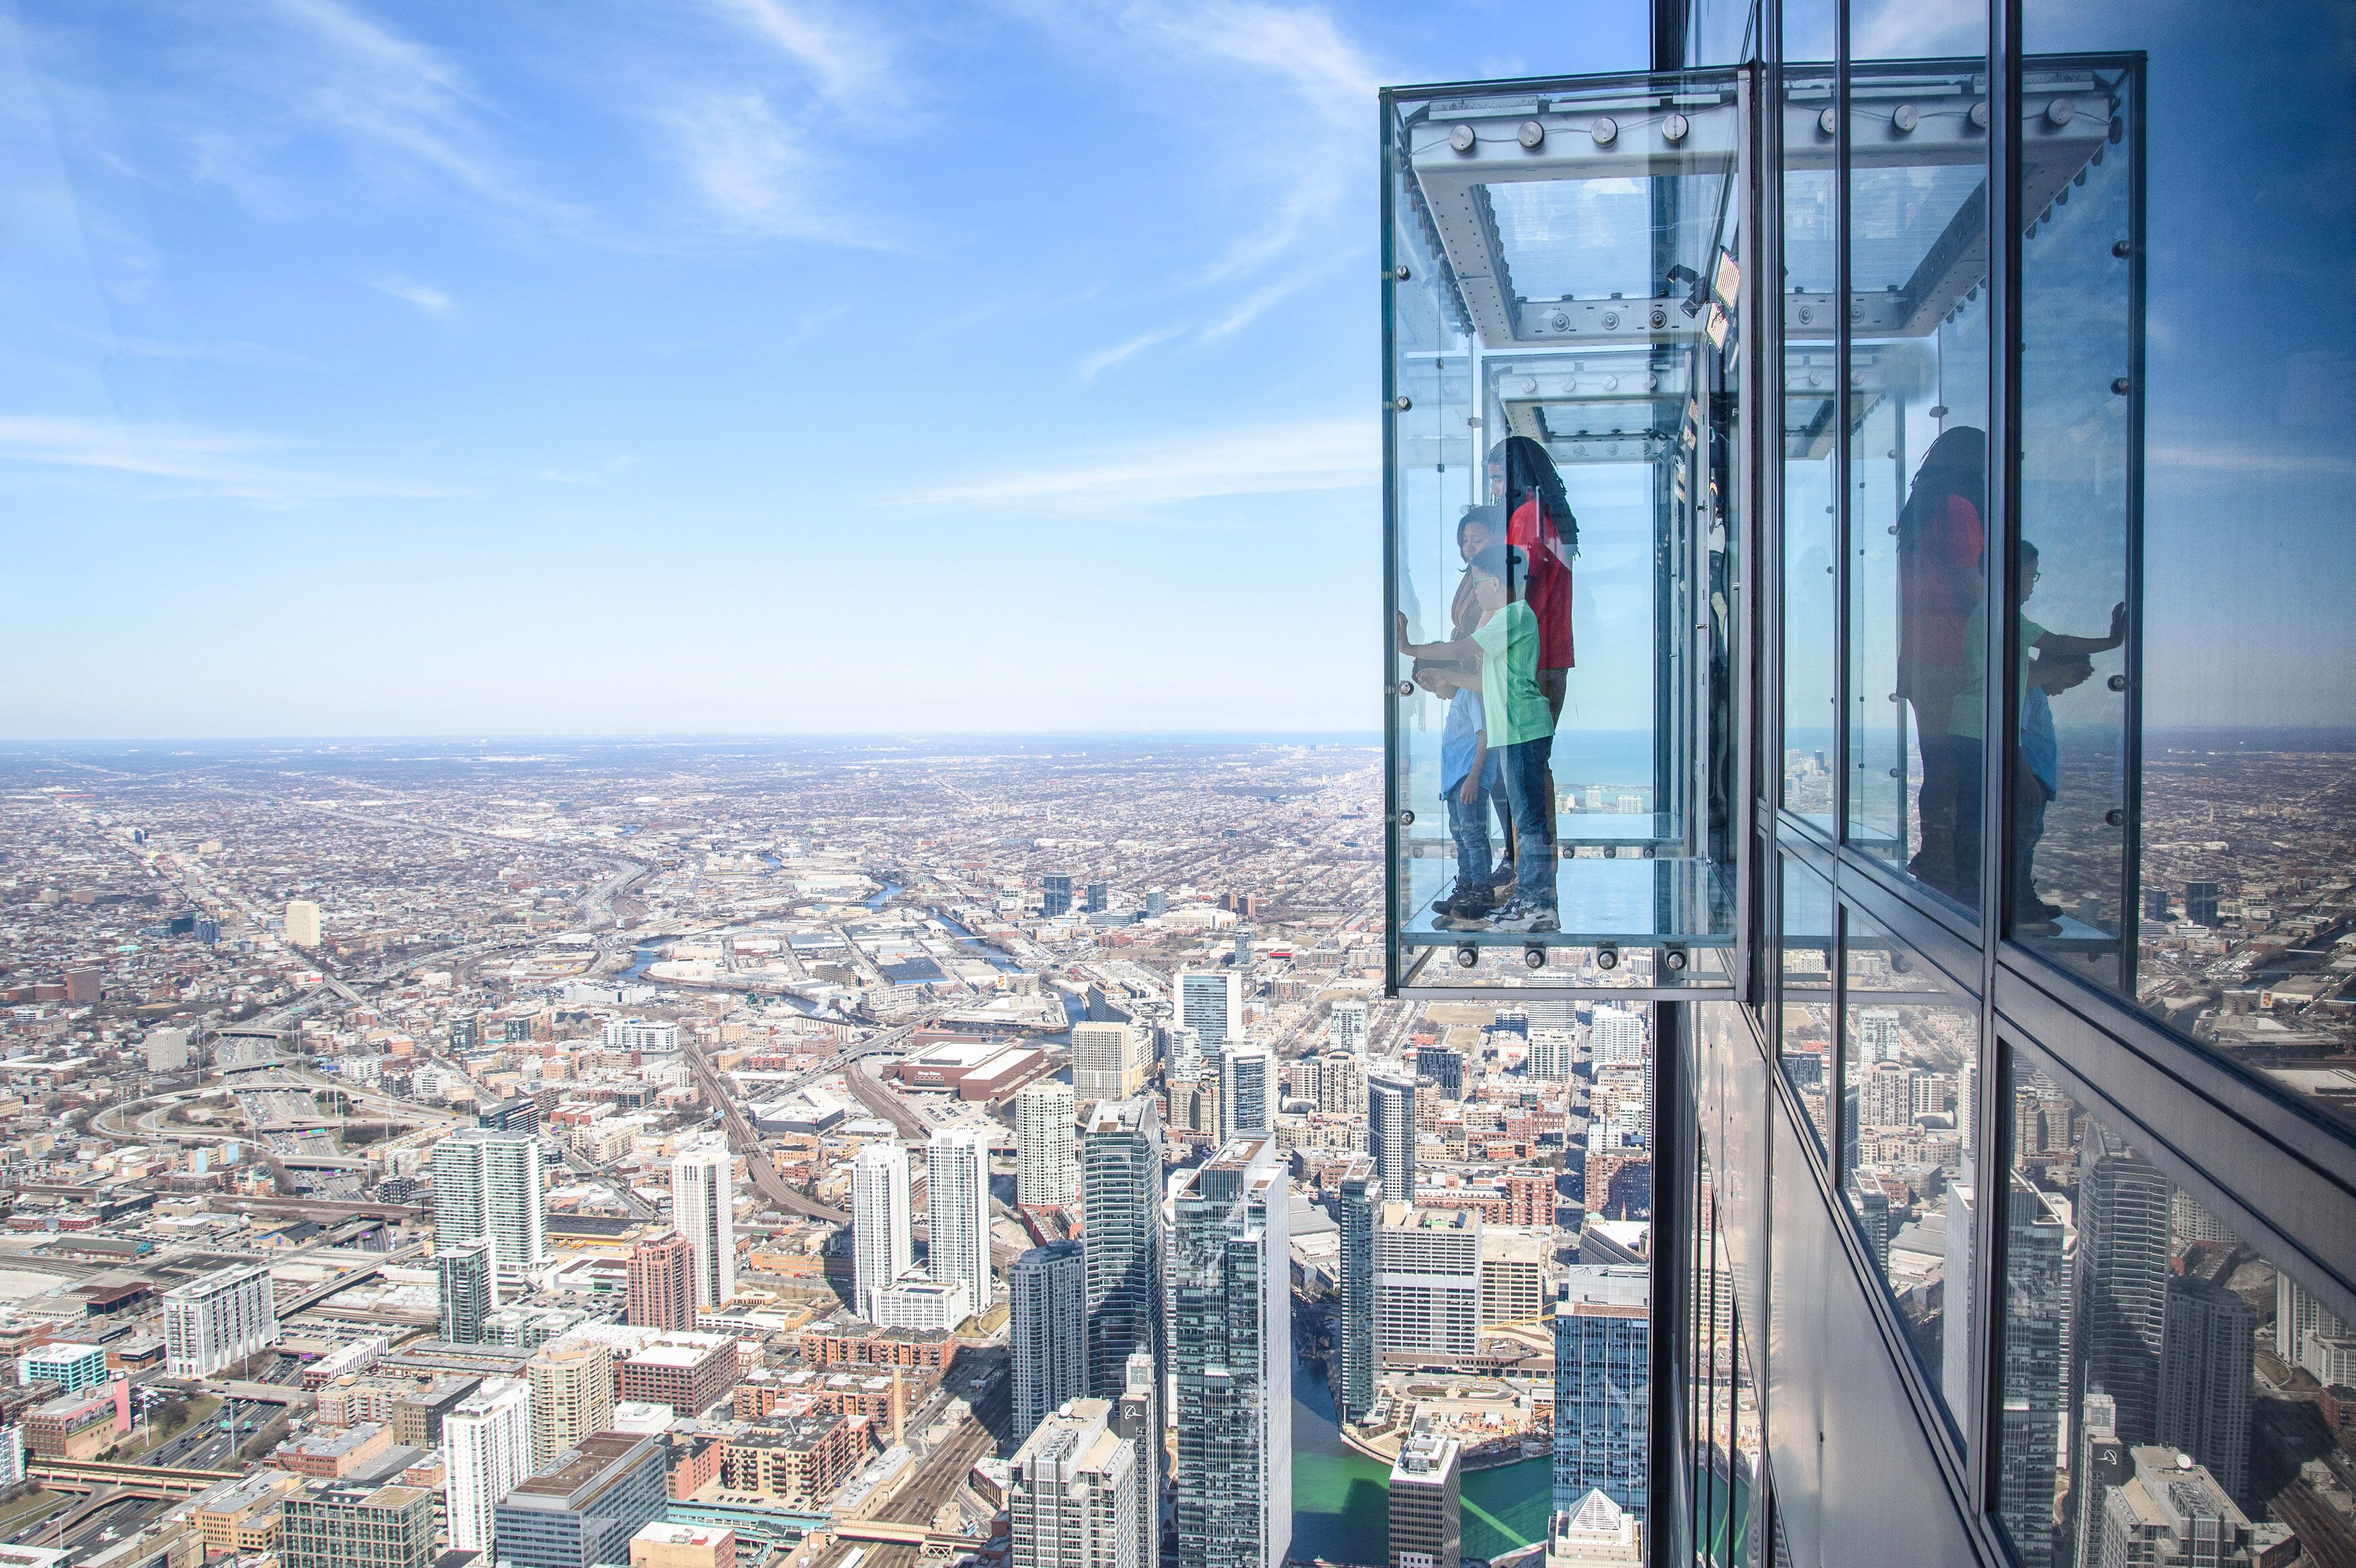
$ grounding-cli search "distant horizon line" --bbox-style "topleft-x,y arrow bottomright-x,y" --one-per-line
0,728 -> 1392,749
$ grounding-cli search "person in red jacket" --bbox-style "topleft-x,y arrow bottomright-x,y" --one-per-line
1896,427 -> 1988,903
1488,437 -> 1578,847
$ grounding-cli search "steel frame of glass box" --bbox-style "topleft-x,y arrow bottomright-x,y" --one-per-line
1384,2 -> 2356,1565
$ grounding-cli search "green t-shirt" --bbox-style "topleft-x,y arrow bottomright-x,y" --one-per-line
1472,600 -> 1556,748
1951,607 -> 2046,740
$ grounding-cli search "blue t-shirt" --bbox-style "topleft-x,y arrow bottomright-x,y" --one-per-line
2023,685 -> 2058,797
1442,688 -> 1486,794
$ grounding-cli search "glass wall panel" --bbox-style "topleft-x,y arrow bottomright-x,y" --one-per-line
2009,64 -> 2137,989
1994,1053 -> 2353,1568
1841,37 -> 1993,915
1382,73 -> 1748,990
1841,905 -> 1981,1441
1778,853 -> 1834,1155
2019,3 -> 2356,1139
1780,62 -> 1838,829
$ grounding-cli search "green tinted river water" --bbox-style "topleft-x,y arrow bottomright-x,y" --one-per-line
1290,1354 -> 1552,1566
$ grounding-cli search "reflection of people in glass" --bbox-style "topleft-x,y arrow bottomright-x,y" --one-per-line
1975,540 -> 2125,932
1897,427 -> 1988,901
1397,546 -> 1559,930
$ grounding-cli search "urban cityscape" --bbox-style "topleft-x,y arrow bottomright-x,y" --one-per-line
0,736 -> 1661,1568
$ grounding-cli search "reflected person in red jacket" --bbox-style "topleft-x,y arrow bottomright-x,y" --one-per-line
1896,426 -> 1987,903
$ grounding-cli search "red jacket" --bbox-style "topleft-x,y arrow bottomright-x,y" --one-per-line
1508,496 -> 1576,670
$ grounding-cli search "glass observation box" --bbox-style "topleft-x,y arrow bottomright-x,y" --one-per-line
1384,69 -> 1754,997
1384,62 -> 2140,997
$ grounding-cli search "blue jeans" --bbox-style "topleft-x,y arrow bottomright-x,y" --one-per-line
1444,751 -> 1505,907
1497,736 -> 1555,909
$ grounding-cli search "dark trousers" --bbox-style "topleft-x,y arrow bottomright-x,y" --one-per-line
1498,736 -> 1556,909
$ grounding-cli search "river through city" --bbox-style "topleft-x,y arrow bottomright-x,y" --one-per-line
1290,1352 -> 1553,1566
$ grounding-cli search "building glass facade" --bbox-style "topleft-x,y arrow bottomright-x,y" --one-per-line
1384,1 -> 2356,1563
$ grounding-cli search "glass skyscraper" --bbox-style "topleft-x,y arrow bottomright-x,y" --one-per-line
1169,1137 -> 1290,1568
1080,1095 -> 1163,1402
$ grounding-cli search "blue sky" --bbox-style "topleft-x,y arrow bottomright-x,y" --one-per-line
0,0 -> 1646,739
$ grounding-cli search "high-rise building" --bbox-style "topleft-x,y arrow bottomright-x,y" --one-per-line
2091,1448 -> 2258,1568
1369,1074 -> 1416,1208
1010,1240 -> 1089,1447
1414,1045 -> 1465,1101
162,1264 -> 279,1379
285,899 -> 323,949
1145,889 -> 1167,918
281,1481 -> 433,1568
2185,881 -> 2221,927
443,1377 -> 534,1554
671,1143 -> 735,1312
928,1126 -> 993,1318
1177,970 -> 1242,1050
1336,1159 -> 1382,1425
493,1432 -> 668,1568
1552,1267 -> 1649,1519
1086,881 -> 1110,915
1165,1024 -> 1206,1083
1112,1349 -> 1159,1552
1045,874 -> 1074,918
1219,1044 -> 1275,1141
1327,1000 -> 1369,1056
2072,1129 -> 2172,1448
434,1131 -> 547,1280
1081,1097 -> 1164,1400
1073,1022 -> 1148,1101
1590,1008 -> 1645,1067
626,1231 -> 694,1331
1529,1031 -> 1578,1082
1318,1051 -> 1366,1118
525,1339 -> 615,1469
852,1141 -> 915,1323
438,1237 -> 498,1345
1169,1137 -> 1290,1568
1998,1177 -> 2068,1568
1375,1205 -> 1481,1361
1009,1397 -> 1141,1568
1388,1419 -> 1463,1568
2157,1277 -> 2256,1500
1016,1081 -> 1079,1208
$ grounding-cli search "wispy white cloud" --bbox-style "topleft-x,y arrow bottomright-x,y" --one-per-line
1117,2 -> 1378,285
1200,272 -> 1315,339
657,89 -> 894,247
899,417 -> 1375,508
707,0 -> 893,112
0,414 -> 459,504
369,277 -> 452,315
76,332 -> 305,368
264,0 -> 575,220
1079,325 -> 1187,381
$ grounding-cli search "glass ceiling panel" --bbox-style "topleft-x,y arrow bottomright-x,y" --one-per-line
1848,163 -> 1983,293
1485,176 -> 1658,302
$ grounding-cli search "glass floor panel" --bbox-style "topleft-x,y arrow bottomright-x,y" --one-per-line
1400,851 -> 1737,949
1556,811 -> 1679,847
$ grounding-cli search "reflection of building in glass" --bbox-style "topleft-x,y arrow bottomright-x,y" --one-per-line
1998,1176 -> 2067,1568
2072,1129 -> 2173,1452
2157,1278 -> 2255,1502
